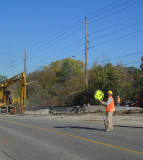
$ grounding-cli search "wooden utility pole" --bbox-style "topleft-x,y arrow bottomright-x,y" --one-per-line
83,17 -> 88,89
24,49 -> 27,75
23,49 -> 27,107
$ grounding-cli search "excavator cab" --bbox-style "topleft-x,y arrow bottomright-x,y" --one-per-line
4,90 -> 14,105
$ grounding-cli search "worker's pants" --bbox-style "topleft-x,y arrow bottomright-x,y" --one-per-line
106,112 -> 113,130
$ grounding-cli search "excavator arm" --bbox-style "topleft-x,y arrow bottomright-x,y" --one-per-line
0,72 -> 27,106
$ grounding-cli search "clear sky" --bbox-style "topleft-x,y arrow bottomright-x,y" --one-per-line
0,0 -> 143,78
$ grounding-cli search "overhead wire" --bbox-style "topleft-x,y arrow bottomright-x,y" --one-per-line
25,0 -> 141,66
123,60 -> 141,66
28,25 -> 84,56
27,50 -> 143,74
23,9 -> 143,74
27,0 -> 123,53
91,28 -> 143,48
28,1 -> 142,57
91,21 -> 143,41
26,12 -> 143,72
0,54 -> 24,76
2,0 -> 142,76
26,20 -> 83,51
87,50 -> 143,66
28,14 -> 143,70
27,0 -> 132,56
26,48 -> 85,74
89,0 -> 143,23
88,0 -> 133,20
29,13 -> 143,59
91,13 -> 143,35
88,60 -> 142,68
26,26 -> 143,74
85,0 -> 123,17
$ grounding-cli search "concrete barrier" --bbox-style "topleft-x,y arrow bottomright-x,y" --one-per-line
84,104 -> 141,112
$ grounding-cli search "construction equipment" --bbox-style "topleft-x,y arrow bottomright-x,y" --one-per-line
0,72 -> 27,112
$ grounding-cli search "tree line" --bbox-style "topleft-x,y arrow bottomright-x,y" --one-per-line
0,56 -> 143,107
26,57 -> 143,107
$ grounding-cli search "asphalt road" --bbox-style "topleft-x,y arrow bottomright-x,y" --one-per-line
0,115 -> 143,160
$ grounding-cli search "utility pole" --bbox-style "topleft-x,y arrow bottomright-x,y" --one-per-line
83,17 -> 88,89
23,49 -> 27,108
24,49 -> 27,75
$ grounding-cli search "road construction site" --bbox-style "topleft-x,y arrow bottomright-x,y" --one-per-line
0,72 -> 143,159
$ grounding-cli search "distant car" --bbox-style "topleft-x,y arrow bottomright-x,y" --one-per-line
122,100 -> 130,106
129,100 -> 136,107
122,100 -> 136,107
138,100 -> 143,108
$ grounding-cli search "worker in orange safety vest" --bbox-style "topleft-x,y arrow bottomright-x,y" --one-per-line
117,96 -> 121,106
100,90 -> 115,132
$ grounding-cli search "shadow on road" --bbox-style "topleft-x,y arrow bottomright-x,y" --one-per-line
114,125 -> 143,129
53,126 -> 105,131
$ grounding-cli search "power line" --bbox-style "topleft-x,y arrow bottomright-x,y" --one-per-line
89,0 -> 143,23
1,0 -> 140,77
91,13 -> 143,35
26,49 -> 85,73
91,28 -> 143,48
91,21 -> 143,41
26,0 -> 124,52
123,60 -> 141,66
27,48 -> 143,74
4,25 -> 143,76
88,0 -> 132,20
26,21 -> 83,51
99,50 -> 143,64
28,25 -> 84,56
0,54 -> 23,76
28,13 -> 143,63
27,15 -> 143,73
27,37 -> 85,69
27,26 -> 143,74
27,0 -> 143,57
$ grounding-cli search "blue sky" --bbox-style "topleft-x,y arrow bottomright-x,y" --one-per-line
0,0 -> 143,78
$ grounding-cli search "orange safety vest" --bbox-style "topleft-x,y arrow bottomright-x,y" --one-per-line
105,95 -> 115,112
117,97 -> 120,103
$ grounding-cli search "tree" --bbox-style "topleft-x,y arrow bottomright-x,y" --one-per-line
27,68 -> 56,91
129,69 -> 143,99
26,81 -> 48,107
0,75 -> 7,83
49,58 -> 84,82
26,58 -> 85,106
140,56 -> 143,71
48,58 -> 85,105
88,63 -> 134,103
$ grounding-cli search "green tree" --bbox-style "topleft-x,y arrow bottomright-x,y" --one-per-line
48,58 -> 85,105
129,69 -> 143,99
0,75 -> 7,83
88,63 -> 134,103
140,56 -> 143,71
49,58 -> 84,82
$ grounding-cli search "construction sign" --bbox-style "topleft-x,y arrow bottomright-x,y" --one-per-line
94,90 -> 104,101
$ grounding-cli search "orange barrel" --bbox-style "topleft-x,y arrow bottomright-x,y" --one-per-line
6,106 -> 8,114
21,107 -> 25,115
13,107 -> 17,114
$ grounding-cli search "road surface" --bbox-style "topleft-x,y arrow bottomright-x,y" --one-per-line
0,114 -> 143,160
